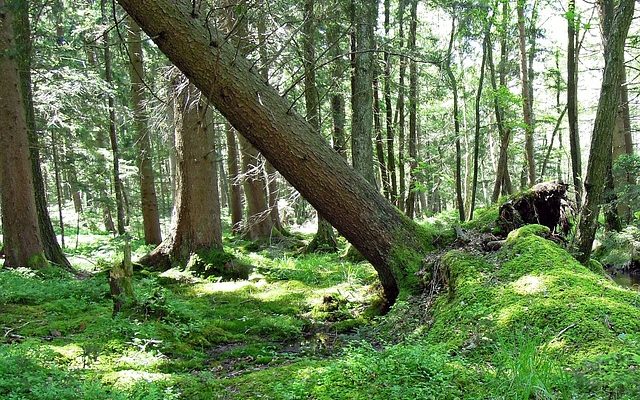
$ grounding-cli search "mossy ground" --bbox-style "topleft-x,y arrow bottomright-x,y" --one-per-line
1,221 -> 640,399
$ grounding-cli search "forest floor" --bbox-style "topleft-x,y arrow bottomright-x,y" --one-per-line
1,212 -> 640,399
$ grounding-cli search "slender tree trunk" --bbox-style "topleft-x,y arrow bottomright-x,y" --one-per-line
567,0 -> 582,208
101,0 -> 125,235
374,75 -> 390,198
517,0 -> 536,186
489,4 -> 511,203
127,17 -> 162,244
303,0 -> 337,253
404,0 -> 418,219
469,27 -> 490,220
0,0 -> 47,268
445,18 -> 465,221
117,0 -> 433,305
327,17 -> 347,160
351,0 -> 378,186
574,0 -> 635,263
226,123 -> 243,234
255,14 -> 283,232
51,131 -> 65,249
397,0 -> 406,209
383,0 -> 397,204
13,0 -> 71,268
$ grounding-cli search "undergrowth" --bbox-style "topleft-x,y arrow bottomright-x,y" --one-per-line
1,221 -> 640,399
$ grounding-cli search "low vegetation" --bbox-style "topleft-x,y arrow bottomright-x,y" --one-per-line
2,213 -> 639,399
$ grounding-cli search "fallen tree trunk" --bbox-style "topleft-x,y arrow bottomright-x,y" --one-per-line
115,0 -> 431,304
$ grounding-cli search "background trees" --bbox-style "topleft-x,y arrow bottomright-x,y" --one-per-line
1,0 -> 639,275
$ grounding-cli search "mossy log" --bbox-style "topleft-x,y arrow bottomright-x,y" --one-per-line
497,182 -> 571,236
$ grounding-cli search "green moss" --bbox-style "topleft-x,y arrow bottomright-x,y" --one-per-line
505,223 -> 550,244
462,206 -> 500,233
185,248 -> 252,280
586,258 -> 606,276
27,252 -> 49,269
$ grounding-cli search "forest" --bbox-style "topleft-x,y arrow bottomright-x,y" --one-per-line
1,0 -> 640,398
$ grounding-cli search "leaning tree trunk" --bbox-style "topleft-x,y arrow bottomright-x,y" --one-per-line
142,81 -> 223,269
116,0 -> 431,304
0,0 -> 47,269
574,0 -> 635,264
127,17 -> 162,245
13,0 -> 71,269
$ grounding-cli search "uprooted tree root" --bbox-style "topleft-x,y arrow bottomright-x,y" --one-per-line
497,181 -> 572,236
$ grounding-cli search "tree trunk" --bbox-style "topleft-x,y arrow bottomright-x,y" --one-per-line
597,0 -> 634,225
13,0 -> 71,269
351,0 -> 378,186
102,0 -> 125,235
574,0 -> 635,263
489,2 -> 512,203
303,0 -> 337,253
256,17 -> 284,232
0,0 -> 47,268
469,27 -> 490,220
226,123 -> 243,234
383,0 -> 397,204
141,81 -> 223,269
397,0 -> 406,210
117,0 -> 432,304
404,0 -> 418,219
374,75 -> 390,199
127,17 -> 162,245
567,0 -> 582,209
445,18 -> 465,222
517,0 -> 536,186
327,18 -> 347,160
51,131 -> 65,249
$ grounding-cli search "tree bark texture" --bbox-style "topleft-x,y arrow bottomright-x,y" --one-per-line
0,0 -> 47,268
116,0 -> 431,304
574,0 -> 635,263
517,0 -> 536,187
101,0 -> 126,235
142,82 -> 223,269
567,0 -> 582,208
303,0 -> 338,253
127,17 -> 162,245
226,123 -> 243,234
13,0 -> 71,269
404,0 -> 418,219
383,0 -> 397,203
351,0 -> 378,186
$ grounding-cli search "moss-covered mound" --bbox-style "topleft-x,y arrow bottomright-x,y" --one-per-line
218,225 -> 640,399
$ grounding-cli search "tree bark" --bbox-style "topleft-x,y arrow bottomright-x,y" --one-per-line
574,0 -> 635,263
397,0 -> 407,210
351,0 -> 378,186
141,81 -> 223,269
517,0 -> 536,186
470,27 -> 490,220
226,123 -> 243,234
101,0 -> 125,235
567,0 -> 582,209
13,0 -> 71,269
0,0 -> 47,268
127,17 -> 162,245
116,0 -> 431,304
489,1 -> 512,203
404,0 -> 418,219
444,18 -> 465,221
303,0 -> 337,253
383,0 -> 397,204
